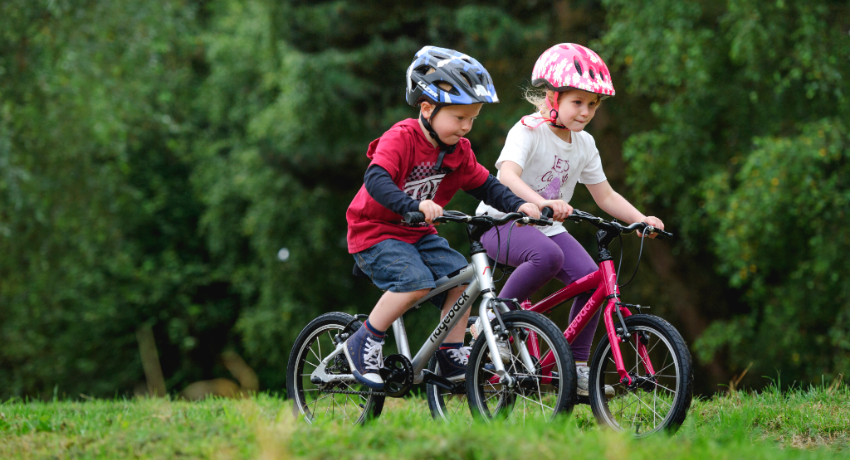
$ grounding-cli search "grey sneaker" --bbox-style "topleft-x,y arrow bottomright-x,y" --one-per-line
577,365 -> 615,398
343,325 -> 385,390
470,317 -> 512,362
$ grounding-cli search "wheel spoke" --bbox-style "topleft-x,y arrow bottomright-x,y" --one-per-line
652,381 -> 678,395
636,395 -> 666,422
514,392 -> 554,412
308,345 -> 322,366
654,360 -> 676,376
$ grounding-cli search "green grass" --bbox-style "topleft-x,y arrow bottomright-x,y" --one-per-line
1,383 -> 848,459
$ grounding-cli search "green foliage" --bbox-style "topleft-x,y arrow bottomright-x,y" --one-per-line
0,0 -> 236,397
698,119 -> 850,377
597,0 -> 850,385
1,0 -> 848,398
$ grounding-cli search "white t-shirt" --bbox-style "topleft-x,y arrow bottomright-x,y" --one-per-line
476,117 -> 607,236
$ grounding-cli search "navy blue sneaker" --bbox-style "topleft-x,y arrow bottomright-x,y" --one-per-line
436,345 -> 471,380
343,324 -> 385,390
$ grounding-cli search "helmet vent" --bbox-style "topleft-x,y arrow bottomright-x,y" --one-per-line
438,81 -> 460,95
574,59 -> 583,75
457,71 -> 473,87
589,69 -> 596,80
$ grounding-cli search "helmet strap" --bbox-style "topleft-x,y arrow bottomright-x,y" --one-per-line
420,105 -> 457,172
545,92 -> 567,130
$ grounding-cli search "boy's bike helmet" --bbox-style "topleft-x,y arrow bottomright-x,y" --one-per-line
406,46 -> 499,169
406,46 -> 499,107
526,43 -> 614,129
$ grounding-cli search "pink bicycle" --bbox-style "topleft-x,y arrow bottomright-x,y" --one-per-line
476,209 -> 693,436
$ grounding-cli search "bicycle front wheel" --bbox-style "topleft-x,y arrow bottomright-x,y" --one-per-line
286,312 -> 384,425
588,314 -> 693,436
466,311 -> 576,422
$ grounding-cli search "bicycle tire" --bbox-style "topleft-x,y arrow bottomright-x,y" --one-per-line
588,314 -> 693,436
286,312 -> 385,425
466,311 -> 576,422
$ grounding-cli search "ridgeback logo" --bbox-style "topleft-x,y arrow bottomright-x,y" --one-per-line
430,291 -> 470,343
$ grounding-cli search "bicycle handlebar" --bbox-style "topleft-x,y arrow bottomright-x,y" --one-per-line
402,208 -> 555,228
567,209 -> 675,239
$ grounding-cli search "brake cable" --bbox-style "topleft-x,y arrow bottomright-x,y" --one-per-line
492,219 -> 518,284
618,226 -> 647,289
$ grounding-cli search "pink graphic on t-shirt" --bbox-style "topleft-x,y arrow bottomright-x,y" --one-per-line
540,176 -> 562,200
534,156 -> 570,200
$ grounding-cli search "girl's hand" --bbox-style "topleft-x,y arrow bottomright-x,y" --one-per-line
419,200 -> 444,225
518,202 -> 541,219
539,200 -> 573,222
639,216 -> 664,238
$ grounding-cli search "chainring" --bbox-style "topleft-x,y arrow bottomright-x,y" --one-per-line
379,354 -> 414,398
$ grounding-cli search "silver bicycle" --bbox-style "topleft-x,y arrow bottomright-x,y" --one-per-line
286,210 -> 577,424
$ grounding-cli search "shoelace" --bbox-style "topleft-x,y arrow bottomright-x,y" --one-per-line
576,365 -> 590,379
362,336 -> 384,371
446,346 -> 471,366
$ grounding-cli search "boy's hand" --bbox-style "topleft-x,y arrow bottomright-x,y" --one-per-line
517,202 -> 541,219
639,216 -> 664,238
539,200 -> 573,222
419,200 -> 444,225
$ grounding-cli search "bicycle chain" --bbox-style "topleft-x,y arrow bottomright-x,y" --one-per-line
318,388 -> 386,396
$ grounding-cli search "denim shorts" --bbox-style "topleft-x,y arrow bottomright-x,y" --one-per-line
353,234 -> 468,308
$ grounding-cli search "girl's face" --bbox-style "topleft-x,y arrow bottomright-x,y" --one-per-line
420,102 -> 483,146
553,89 -> 600,132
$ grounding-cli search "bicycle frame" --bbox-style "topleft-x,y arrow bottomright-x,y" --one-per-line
311,231 -> 534,388
519,219 -> 661,386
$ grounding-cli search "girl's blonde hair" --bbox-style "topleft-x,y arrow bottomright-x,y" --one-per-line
523,87 -> 602,115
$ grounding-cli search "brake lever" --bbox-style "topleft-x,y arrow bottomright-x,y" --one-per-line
643,225 -> 675,239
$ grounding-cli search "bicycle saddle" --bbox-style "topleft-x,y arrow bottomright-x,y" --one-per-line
352,263 -> 370,279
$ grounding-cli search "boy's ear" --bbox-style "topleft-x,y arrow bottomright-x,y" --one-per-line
420,100 -> 435,119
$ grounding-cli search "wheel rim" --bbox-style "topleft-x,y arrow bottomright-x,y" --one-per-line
471,321 -> 565,423
293,324 -> 378,425
594,325 -> 681,436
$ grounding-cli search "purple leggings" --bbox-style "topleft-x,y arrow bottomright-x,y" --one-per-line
481,224 -> 600,361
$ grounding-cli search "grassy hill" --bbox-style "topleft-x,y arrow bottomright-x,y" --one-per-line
1,382 -> 847,459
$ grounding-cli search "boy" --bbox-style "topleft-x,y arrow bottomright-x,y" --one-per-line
345,46 -> 540,389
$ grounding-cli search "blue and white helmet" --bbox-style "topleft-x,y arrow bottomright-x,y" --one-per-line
405,46 -> 499,106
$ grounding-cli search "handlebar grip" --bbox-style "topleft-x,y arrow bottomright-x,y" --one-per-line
541,207 -> 554,219
403,212 -> 426,224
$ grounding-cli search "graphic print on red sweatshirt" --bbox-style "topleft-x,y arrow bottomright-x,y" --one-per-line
403,161 -> 446,201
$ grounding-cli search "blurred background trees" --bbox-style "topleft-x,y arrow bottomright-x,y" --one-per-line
1,0 -> 847,399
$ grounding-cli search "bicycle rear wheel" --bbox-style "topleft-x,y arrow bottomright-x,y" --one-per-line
466,311 -> 576,422
286,312 -> 384,425
588,314 -> 693,436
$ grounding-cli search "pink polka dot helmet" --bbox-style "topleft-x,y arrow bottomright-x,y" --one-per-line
526,43 -> 615,129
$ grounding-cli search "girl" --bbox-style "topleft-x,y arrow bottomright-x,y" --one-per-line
475,43 -> 665,396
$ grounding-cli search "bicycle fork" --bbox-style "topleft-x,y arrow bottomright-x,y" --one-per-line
471,252 -> 536,387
